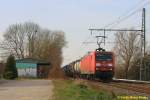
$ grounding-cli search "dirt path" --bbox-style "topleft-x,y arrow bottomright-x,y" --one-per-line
0,80 -> 53,100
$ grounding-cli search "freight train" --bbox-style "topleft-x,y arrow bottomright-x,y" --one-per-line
63,48 -> 115,81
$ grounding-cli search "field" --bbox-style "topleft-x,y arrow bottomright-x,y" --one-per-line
52,79 -> 115,100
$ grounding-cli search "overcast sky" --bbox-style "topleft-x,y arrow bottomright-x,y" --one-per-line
0,0 -> 150,65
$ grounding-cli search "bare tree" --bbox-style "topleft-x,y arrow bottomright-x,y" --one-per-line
1,24 -> 26,59
0,22 -> 66,60
0,22 -> 42,59
115,31 -> 141,79
23,22 -> 40,57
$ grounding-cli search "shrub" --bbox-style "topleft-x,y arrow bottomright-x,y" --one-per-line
3,71 -> 15,79
3,55 -> 18,79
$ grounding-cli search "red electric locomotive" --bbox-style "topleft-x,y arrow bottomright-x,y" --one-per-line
80,48 -> 115,80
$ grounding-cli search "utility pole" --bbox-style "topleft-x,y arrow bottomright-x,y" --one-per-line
89,8 -> 146,80
142,8 -> 146,56
140,8 -> 146,80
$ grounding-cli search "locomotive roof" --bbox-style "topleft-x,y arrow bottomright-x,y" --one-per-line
95,51 -> 113,53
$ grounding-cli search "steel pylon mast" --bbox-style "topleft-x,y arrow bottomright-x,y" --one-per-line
140,8 -> 146,80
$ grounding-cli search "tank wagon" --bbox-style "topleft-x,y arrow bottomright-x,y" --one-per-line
63,60 -> 81,78
63,48 -> 115,81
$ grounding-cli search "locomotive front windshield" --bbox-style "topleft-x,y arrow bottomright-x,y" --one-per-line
96,53 -> 112,61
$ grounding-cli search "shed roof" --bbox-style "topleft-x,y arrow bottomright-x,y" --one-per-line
16,58 -> 50,64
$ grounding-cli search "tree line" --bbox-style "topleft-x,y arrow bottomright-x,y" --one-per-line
114,30 -> 150,81
0,22 -> 67,78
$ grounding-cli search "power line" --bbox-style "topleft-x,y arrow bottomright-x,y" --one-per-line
83,41 -> 117,44
89,29 -> 142,32
86,1 -> 150,49
81,35 -> 92,46
103,0 -> 150,28
88,1 -> 150,48
80,1 -> 150,57
83,0 -> 149,46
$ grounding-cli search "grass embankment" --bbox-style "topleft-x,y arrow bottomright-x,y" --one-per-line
52,79 -> 116,100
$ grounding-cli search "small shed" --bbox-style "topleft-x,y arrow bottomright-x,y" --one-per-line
16,58 -> 50,78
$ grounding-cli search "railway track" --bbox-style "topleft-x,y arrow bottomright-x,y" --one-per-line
82,79 -> 150,95
104,82 -> 150,94
113,78 -> 150,84
111,79 -> 150,94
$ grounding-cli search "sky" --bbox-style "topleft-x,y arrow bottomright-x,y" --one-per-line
0,0 -> 150,65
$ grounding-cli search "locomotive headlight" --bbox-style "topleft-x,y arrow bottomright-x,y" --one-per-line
108,63 -> 113,67
96,63 -> 101,66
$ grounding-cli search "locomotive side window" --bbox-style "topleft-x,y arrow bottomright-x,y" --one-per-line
96,53 -> 112,61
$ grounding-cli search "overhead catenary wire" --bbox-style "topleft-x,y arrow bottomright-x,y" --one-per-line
85,1 -> 142,45
82,0 -> 149,47
78,0 -> 150,61
103,0 -> 150,29
87,0 -> 150,48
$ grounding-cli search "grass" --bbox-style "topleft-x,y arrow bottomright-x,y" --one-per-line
52,79 -> 116,100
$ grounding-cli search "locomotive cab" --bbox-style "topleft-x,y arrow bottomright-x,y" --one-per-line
95,49 -> 115,80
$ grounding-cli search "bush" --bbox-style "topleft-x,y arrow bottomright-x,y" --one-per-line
3,71 -> 16,79
3,55 -> 18,79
